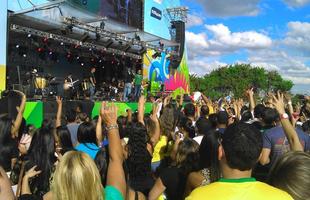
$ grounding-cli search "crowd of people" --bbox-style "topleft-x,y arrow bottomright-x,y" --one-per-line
0,88 -> 310,200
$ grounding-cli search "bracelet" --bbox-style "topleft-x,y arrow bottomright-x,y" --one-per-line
105,124 -> 119,132
288,101 -> 292,105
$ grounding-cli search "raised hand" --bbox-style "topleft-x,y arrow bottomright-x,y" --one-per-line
271,91 -> 286,115
100,102 -> 118,127
56,96 -> 63,105
150,103 -> 159,123
24,166 -> 41,179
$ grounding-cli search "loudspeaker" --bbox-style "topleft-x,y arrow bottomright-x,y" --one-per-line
171,21 -> 185,69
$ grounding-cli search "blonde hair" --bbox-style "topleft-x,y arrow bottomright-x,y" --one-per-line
52,151 -> 103,200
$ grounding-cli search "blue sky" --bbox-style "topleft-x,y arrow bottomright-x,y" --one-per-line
183,0 -> 310,94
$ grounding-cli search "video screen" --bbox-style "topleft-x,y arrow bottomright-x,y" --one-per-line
69,0 -> 143,29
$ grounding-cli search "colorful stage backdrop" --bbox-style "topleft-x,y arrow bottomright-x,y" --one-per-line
0,0 -> 8,93
143,0 -> 190,95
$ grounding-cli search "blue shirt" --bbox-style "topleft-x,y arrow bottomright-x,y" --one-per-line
263,126 -> 310,165
75,143 -> 100,159
104,186 -> 124,200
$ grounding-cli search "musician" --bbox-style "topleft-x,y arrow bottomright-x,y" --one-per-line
88,67 -> 96,101
64,74 -> 74,100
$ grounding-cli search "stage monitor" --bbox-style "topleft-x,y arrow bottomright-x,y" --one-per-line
144,0 -> 181,40
68,0 -> 143,29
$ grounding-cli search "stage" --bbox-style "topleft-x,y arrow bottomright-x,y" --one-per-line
23,101 -> 153,128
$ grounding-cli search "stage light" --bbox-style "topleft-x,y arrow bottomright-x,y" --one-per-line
99,59 -> 102,63
16,44 -> 20,48
74,44 -> 80,49
23,54 -> 27,58
76,56 -> 80,60
43,37 -> 49,44
27,34 -> 32,38
60,42 -> 64,46
100,21 -> 105,29
81,62 -> 84,66
37,47 -> 44,52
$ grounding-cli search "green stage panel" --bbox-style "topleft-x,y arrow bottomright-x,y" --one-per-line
23,102 -> 152,128
91,102 -> 153,118
23,102 -> 43,128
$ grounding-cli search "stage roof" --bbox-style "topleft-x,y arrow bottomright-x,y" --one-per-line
8,0 -> 179,51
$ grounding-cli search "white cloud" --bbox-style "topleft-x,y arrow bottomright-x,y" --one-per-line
187,14 -> 204,28
188,59 -> 227,75
205,24 -> 272,51
196,0 -> 260,17
282,21 -> 310,55
185,24 -> 272,60
282,0 -> 310,7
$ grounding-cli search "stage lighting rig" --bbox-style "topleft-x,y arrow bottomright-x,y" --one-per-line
10,24 -> 143,59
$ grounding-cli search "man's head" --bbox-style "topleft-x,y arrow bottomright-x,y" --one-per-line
262,107 -> 279,126
66,109 -> 77,123
220,122 -> 263,171
201,105 -> 209,117
184,103 -> 195,118
91,67 -> 96,73
254,104 -> 265,119
137,69 -> 141,75
217,111 -> 228,126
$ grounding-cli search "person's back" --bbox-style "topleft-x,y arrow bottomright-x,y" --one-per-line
186,122 -> 293,200
187,178 -> 292,200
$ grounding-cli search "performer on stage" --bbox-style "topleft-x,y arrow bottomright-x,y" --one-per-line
64,74 -> 74,100
89,67 -> 96,101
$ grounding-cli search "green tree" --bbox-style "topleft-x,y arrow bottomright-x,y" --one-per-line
190,64 -> 294,99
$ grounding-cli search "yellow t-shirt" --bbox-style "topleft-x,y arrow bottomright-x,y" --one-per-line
152,136 -> 168,163
186,178 -> 293,200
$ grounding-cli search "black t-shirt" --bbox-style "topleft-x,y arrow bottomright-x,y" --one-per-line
159,166 -> 187,200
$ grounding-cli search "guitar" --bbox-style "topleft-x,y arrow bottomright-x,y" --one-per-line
63,80 -> 79,90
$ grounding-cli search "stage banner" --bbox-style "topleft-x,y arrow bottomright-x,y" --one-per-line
68,0 -> 143,29
0,0 -> 8,93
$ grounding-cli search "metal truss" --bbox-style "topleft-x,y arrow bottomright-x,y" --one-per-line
166,7 -> 189,23
10,24 -> 142,59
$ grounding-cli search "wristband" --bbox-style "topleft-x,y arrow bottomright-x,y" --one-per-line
105,124 -> 119,132
280,113 -> 289,120
288,101 -> 292,105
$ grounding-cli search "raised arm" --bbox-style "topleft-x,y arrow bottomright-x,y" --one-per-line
11,90 -> 26,138
96,114 -> 103,146
100,102 -> 126,197
272,92 -> 303,151
246,88 -> 255,113
55,96 -> 63,128
138,95 -> 146,125
21,166 -> 41,196
149,103 -> 161,148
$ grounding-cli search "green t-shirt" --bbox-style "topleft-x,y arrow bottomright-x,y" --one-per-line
104,186 -> 124,200
134,74 -> 143,85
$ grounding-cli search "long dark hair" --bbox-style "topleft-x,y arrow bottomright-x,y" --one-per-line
199,130 -> 221,183
56,126 -> 74,154
27,122 -> 57,196
126,122 -> 152,190
0,116 -> 17,172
